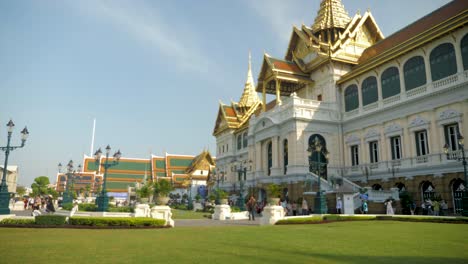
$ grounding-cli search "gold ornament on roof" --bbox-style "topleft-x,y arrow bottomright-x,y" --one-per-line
312,0 -> 351,33
238,51 -> 260,108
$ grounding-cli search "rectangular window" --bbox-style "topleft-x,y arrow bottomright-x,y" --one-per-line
317,94 -> 322,101
237,135 -> 242,150
415,130 -> 429,156
444,123 -> 459,151
369,141 -> 379,163
351,145 -> 359,166
390,136 -> 402,160
222,145 -> 225,153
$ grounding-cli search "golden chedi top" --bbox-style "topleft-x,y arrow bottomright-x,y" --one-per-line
238,52 -> 260,108
312,0 -> 351,33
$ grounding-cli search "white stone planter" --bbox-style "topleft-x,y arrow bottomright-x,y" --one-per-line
212,205 -> 231,220
151,206 -> 174,227
260,205 -> 285,225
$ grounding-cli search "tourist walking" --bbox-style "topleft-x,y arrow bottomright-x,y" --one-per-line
440,200 -> 448,216
292,202 -> 297,216
246,196 -> 256,221
46,196 -> 55,213
433,200 -> 440,216
385,198 -> 394,215
301,198 -> 308,215
362,200 -> 368,214
336,197 -> 343,214
425,199 -> 433,215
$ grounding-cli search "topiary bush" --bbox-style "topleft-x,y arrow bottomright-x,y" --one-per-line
0,218 -> 36,225
108,206 -> 134,213
69,217 -> 165,227
276,216 -> 324,225
35,215 -> 67,225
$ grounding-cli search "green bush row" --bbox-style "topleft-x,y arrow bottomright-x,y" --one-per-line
0,218 -> 36,225
69,217 -> 165,227
62,203 -> 134,213
276,216 -> 323,225
276,214 -> 468,225
35,215 -> 67,225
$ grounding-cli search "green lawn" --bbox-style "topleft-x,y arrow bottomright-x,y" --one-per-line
0,221 -> 467,264
170,208 -> 211,219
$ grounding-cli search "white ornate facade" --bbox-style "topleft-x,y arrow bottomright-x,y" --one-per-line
214,0 -> 468,213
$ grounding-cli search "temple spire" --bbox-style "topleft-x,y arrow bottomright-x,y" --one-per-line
238,51 -> 259,108
312,0 -> 351,34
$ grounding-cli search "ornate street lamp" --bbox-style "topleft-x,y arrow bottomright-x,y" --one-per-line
232,160 -> 252,211
307,137 -> 329,214
444,131 -> 467,216
94,145 -> 121,212
0,120 -> 29,215
213,170 -> 224,205
58,161 -> 82,204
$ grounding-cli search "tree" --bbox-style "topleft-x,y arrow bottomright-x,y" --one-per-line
85,184 -> 91,197
31,176 -> 50,196
16,186 -> 26,197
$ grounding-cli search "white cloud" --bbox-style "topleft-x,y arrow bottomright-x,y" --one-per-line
71,0 -> 214,74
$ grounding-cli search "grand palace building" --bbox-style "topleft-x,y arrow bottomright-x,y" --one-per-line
213,0 -> 468,214
55,151 -> 215,199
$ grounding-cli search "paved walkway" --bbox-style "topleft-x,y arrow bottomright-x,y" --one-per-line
12,210 -> 261,226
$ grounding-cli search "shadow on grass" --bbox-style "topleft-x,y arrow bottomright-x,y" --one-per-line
217,241 -> 468,264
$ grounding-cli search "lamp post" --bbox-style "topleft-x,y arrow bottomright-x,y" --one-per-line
214,170 -> 224,205
187,179 -> 193,210
361,166 -> 372,184
232,160 -> 251,211
443,131 -> 468,216
307,137 -> 328,214
58,160 -> 82,205
388,161 -> 400,181
0,120 -> 29,215
94,145 -> 121,212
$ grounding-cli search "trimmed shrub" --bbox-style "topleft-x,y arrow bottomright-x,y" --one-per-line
231,206 -> 241,212
108,206 -> 134,213
79,203 -> 98,212
61,203 -> 73,210
276,216 -> 324,225
69,217 -> 165,227
323,215 -> 376,221
35,215 -> 67,225
0,218 -> 36,225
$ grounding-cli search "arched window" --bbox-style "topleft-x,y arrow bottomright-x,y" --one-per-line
404,56 -> 426,91
461,34 -> 468,70
344,84 -> 359,112
381,67 -> 400,98
362,76 -> 378,106
237,135 -> 242,150
283,139 -> 288,175
242,132 -> 248,148
267,142 -> 272,176
308,134 -> 328,180
430,43 -> 457,81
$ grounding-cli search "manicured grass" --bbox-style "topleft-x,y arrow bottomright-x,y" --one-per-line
0,221 -> 467,263
171,209 -> 211,219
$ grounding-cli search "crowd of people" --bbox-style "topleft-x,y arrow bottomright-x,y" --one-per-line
22,195 -> 55,216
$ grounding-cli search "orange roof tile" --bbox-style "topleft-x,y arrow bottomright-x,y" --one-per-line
359,0 -> 467,63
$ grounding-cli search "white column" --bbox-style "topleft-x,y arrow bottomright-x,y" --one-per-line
255,141 -> 263,177
271,136 -> 282,176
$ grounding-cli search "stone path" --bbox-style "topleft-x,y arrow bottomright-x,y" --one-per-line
12,210 -> 261,226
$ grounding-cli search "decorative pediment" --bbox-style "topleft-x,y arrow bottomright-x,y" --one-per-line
385,123 -> 403,135
345,134 -> 360,144
409,116 -> 429,128
438,109 -> 461,120
365,129 -> 380,139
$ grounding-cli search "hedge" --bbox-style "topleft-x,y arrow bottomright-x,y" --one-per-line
276,216 -> 324,225
323,215 -> 376,221
35,215 -> 67,225
0,218 -> 36,225
68,217 -> 165,227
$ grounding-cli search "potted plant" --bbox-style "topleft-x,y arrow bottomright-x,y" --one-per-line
136,183 -> 151,203
208,192 -> 216,203
153,179 -> 173,205
266,183 -> 282,205
217,189 -> 228,205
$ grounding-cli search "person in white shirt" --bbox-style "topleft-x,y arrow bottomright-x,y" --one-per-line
336,197 -> 343,214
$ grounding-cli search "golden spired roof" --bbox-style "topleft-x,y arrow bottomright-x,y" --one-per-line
238,52 -> 259,108
311,0 -> 351,33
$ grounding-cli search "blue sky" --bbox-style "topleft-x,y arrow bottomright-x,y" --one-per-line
0,0 -> 451,186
